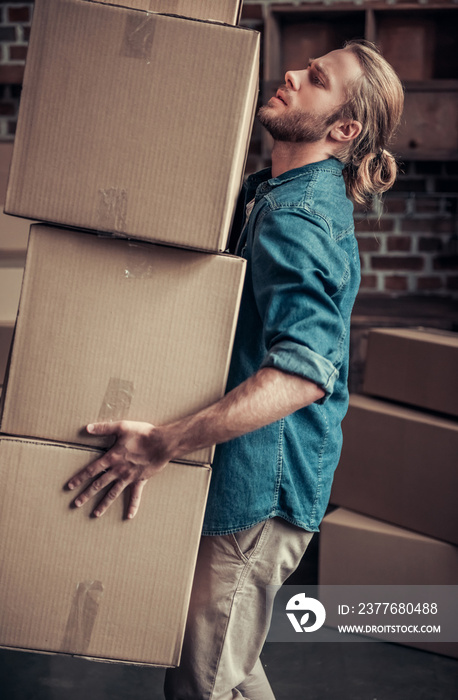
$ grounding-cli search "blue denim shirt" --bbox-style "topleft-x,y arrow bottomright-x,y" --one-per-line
202,158 -> 360,535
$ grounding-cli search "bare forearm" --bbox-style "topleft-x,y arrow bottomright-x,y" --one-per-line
69,368 -> 325,519
161,367 -> 325,461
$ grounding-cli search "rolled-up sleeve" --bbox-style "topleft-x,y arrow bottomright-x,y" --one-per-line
252,206 -> 350,402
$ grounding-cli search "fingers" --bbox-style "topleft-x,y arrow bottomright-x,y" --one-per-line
67,455 -> 112,492
127,480 -> 147,520
92,478 -> 131,518
71,468 -> 118,511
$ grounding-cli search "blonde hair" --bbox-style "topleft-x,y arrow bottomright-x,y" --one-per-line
336,40 -> 404,205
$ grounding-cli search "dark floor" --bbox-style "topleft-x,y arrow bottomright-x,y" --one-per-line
1,640 -> 457,700
1,533 -> 457,700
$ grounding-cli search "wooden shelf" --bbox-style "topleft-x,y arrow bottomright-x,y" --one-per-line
264,2 -> 458,160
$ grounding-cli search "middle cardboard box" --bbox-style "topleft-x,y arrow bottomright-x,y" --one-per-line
5,0 -> 260,253
0,224 -> 246,462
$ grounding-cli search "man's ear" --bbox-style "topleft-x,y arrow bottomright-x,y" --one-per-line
329,119 -> 362,144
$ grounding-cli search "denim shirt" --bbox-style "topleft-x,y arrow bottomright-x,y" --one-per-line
202,158 -> 360,535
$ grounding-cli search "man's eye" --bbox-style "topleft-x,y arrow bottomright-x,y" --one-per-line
312,75 -> 323,87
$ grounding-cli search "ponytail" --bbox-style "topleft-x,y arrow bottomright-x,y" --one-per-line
344,148 -> 398,205
336,40 -> 404,205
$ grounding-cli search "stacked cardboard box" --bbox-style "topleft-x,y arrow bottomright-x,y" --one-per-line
0,142 -> 30,385
320,327 -> 458,657
0,0 -> 260,667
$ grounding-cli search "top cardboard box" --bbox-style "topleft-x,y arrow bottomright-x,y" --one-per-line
5,0 -> 259,252
363,327 -> 458,417
97,0 -> 243,24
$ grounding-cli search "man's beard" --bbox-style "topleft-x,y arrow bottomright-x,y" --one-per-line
257,98 -> 340,143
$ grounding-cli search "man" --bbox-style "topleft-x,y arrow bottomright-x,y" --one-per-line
68,40 -> 404,699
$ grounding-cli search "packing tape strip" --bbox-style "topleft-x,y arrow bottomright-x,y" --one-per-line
124,242 -> 156,279
61,580 -> 104,655
122,12 -> 156,60
98,378 -> 134,423
97,188 -> 128,233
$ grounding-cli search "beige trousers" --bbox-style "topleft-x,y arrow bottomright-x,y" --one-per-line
164,517 -> 313,700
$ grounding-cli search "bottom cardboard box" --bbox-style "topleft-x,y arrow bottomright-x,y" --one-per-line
319,508 -> 458,658
0,436 -> 211,666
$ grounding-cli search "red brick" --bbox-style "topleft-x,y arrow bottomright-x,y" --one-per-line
433,255 -> 458,271
0,102 -> 15,116
241,4 -> 263,20
360,274 -> 378,289
355,218 -> 394,233
0,26 -> 16,41
356,236 -> 380,252
7,6 -> 30,22
415,198 -> 442,215
402,218 -> 453,234
418,237 -> 443,252
387,236 -> 411,252
416,276 -> 443,291
353,203 -> 373,217
371,256 -> 424,271
384,276 -> 408,291
9,45 -> 28,61
0,64 -> 24,83
391,178 -> 426,193
382,197 -> 406,214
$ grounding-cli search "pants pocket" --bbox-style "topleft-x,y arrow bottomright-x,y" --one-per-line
230,520 -> 270,563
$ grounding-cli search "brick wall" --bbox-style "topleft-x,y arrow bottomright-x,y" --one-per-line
1,0 -> 457,299
0,1 -> 32,137
356,162 -> 458,296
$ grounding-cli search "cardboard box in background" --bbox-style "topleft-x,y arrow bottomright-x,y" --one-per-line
0,322 -> 14,387
0,225 -> 246,461
0,267 -> 24,384
0,436 -> 211,666
96,0 -> 243,24
319,507 -> 458,658
363,327 -> 458,418
330,395 -> 458,545
0,268 -> 23,324
0,142 -> 30,263
5,0 -> 260,252
319,508 -> 458,586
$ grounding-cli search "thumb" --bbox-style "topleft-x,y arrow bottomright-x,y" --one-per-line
87,421 -> 121,436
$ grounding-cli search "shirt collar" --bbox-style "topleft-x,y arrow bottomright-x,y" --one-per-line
246,157 -> 344,193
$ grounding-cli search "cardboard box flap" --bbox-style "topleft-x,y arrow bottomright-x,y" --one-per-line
94,0 -> 243,25
363,326 -> 458,417
368,326 -> 458,348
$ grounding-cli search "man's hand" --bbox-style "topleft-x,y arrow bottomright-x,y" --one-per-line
66,368 -> 324,521
67,421 -> 171,520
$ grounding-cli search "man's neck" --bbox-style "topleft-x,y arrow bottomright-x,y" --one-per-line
270,140 -> 335,178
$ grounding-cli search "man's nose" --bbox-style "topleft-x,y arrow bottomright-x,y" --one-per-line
284,70 -> 302,91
